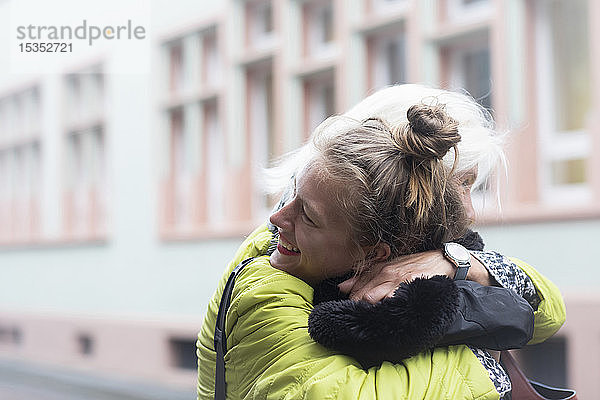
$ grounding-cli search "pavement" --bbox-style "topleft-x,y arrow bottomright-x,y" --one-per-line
0,359 -> 195,400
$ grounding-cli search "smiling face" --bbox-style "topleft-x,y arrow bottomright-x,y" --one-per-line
268,165 -> 362,286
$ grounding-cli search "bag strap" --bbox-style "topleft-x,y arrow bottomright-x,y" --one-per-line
500,350 -> 577,400
214,258 -> 255,400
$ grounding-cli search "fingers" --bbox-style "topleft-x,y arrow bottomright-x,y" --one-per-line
336,250 -> 452,304
338,272 -> 389,302
338,260 -> 405,303
338,274 -> 376,297
337,275 -> 358,294
350,283 -> 397,303
338,265 -> 382,295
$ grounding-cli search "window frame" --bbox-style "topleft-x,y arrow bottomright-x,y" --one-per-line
446,0 -> 493,24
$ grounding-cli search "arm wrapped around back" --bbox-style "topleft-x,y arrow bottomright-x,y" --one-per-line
309,275 -> 534,369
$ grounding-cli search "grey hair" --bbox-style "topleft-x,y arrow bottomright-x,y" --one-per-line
262,84 -> 506,202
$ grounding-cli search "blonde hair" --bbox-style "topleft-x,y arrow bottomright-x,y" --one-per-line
305,105 -> 467,261
344,84 -> 505,191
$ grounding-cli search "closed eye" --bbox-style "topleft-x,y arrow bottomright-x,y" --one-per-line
460,171 -> 477,188
300,205 -> 316,226
461,177 -> 475,191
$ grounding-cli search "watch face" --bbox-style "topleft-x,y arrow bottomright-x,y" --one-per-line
446,243 -> 470,262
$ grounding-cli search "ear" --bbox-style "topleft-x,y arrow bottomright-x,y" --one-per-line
370,242 -> 391,262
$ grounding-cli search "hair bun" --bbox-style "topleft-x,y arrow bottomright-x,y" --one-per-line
394,104 -> 461,161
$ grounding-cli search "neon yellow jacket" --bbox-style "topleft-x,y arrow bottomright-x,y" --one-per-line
197,224 -> 565,400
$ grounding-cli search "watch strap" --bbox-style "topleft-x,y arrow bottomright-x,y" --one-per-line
453,262 -> 470,280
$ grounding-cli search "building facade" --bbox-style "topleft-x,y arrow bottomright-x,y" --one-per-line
1,0 -> 599,397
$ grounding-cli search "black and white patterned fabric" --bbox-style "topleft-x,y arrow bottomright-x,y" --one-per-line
467,250 -> 543,398
469,346 -> 512,399
471,250 -> 541,310
266,223 -> 279,256
266,186 -> 290,255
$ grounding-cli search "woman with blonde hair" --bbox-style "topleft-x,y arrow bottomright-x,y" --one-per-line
197,85 -> 565,399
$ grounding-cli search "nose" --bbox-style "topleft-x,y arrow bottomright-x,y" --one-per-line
269,200 -> 296,231
461,189 -> 476,225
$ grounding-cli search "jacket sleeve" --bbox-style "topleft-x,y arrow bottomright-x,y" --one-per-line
226,258 -> 499,400
438,280 -> 534,350
471,251 -> 566,345
508,257 -> 566,344
471,251 -> 540,309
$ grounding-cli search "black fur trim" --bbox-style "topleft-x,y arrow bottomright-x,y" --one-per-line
313,274 -> 351,304
454,229 -> 485,251
308,275 -> 459,368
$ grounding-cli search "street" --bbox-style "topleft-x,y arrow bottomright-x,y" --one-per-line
0,359 -> 194,400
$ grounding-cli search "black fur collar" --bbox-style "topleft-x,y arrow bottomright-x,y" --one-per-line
308,230 -> 484,368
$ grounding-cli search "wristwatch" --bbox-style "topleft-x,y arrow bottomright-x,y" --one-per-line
444,242 -> 471,280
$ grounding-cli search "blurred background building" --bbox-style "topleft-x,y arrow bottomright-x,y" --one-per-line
0,0 -> 599,398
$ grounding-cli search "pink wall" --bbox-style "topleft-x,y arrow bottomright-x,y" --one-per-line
0,310 -> 198,389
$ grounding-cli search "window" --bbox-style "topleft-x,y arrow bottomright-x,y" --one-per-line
550,159 -> 587,186
77,333 -> 94,356
204,101 -> 225,225
161,27 -> 227,234
368,27 -> 406,90
536,0 -> 591,204
62,68 -> 106,239
168,41 -> 185,94
303,71 -> 336,136
169,337 -> 197,370
21,87 -> 41,135
202,29 -> 221,89
443,38 -> 492,110
167,106 -> 196,229
0,325 -> 22,346
461,47 -> 491,110
247,62 -> 276,215
247,64 -> 275,165
0,151 -> 8,241
304,1 -> 335,58
15,143 -> 41,239
0,86 -> 42,244
65,128 -> 106,237
246,0 -> 275,48
548,1 -> 590,133
439,36 -> 494,208
65,72 -> 103,125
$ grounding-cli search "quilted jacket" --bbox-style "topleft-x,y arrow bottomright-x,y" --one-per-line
197,224 -> 565,400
